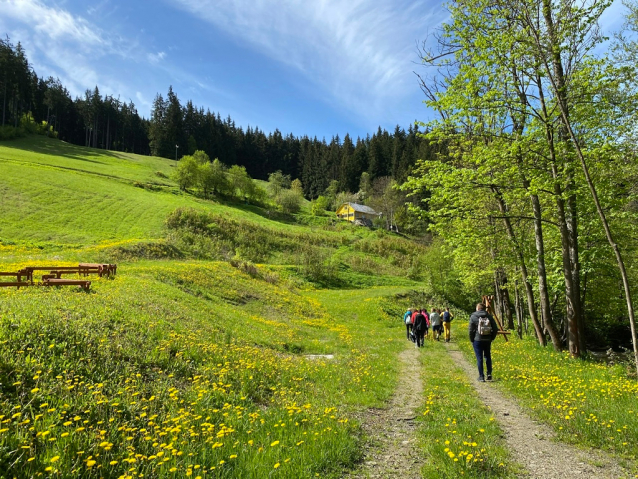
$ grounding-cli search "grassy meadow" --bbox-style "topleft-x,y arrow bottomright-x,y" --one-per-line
0,136 -> 427,478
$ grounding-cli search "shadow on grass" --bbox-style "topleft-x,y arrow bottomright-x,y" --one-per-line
2,136 -> 113,164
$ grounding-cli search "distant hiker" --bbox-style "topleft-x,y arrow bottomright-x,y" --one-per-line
421,308 -> 430,338
442,307 -> 454,342
430,309 -> 442,340
413,310 -> 426,348
468,303 -> 498,382
404,308 -> 414,341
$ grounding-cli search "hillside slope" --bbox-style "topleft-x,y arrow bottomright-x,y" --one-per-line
0,137 -> 429,478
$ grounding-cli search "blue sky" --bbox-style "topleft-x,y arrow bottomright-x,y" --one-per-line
0,0 -> 628,140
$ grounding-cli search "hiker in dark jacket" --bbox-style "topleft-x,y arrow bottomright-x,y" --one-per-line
413,311 -> 426,348
468,303 -> 498,382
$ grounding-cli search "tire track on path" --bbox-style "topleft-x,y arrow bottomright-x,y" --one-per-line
346,342 -> 424,479
446,344 -> 633,479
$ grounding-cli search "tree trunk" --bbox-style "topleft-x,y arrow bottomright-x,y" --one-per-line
106,116 -> 110,150
568,195 -> 586,352
514,277 -> 523,339
492,187 -> 546,345
541,0 -> 581,358
530,192 -> 562,350
2,81 -> 6,126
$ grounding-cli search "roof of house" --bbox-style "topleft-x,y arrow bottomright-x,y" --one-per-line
339,203 -> 380,215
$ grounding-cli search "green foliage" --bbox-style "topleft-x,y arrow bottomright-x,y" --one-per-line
267,171 -> 291,197
311,196 -> 330,216
199,158 -> 229,198
0,125 -> 26,141
275,189 -> 303,215
172,154 -> 200,191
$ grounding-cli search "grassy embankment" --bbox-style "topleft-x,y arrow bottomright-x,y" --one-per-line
0,136 -> 429,478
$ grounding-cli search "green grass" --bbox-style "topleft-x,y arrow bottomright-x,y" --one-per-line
416,342 -> 518,478
456,329 -> 638,472
0,137 -> 429,477
0,260 -> 417,478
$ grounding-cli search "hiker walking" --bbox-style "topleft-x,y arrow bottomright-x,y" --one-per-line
413,309 -> 426,348
403,308 -> 414,341
421,308 -> 430,338
442,307 -> 453,342
468,303 -> 498,382
430,308 -> 442,340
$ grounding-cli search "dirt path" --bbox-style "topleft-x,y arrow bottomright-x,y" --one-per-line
446,345 -> 632,479
346,343 -> 424,479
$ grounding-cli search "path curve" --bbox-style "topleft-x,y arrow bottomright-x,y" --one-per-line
346,343 -> 424,479
446,345 -> 631,479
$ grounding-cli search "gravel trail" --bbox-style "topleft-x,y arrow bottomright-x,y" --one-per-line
346,342 -> 424,479
446,344 -> 632,479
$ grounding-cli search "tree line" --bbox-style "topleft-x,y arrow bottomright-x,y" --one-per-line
1,36 -> 437,205
0,38 -> 149,153
402,0 -> 638,369
147,87 -> 438,200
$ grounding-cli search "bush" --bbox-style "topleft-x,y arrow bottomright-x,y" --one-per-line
311,196 -> 330,216
276,189 -> 303,214
0,125 -> 26,141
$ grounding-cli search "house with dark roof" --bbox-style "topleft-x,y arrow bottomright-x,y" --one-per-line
335,202 -> 381,224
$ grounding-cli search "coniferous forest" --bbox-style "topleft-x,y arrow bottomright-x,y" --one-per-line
0,37 -> 435,201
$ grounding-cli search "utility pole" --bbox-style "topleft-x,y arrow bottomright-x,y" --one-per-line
175,144 -> 179,161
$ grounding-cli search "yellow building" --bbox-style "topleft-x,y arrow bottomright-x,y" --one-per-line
335,203 -> 380,224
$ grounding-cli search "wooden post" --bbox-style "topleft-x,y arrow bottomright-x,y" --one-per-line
482,295 -> 510,342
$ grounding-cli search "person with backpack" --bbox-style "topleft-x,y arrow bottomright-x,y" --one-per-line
468,303 -> 499,382
421,308 -> 430,338
403,308 -> 414,341
430,308 -> 442,340
413,310 -> 426,348
442,307 -> 454,342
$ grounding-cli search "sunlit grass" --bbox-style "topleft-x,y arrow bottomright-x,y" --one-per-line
416,342 -> 518,478
457,329 -> 638,470
0,261 -> 413,478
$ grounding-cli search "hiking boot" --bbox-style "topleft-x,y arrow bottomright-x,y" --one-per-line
486,375 -> 492,381
478,376 -> 485,382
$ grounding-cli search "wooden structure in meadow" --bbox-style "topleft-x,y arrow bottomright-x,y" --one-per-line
335,203 -> 381,224
0,263 -> 117,291
482,295 -> 511,341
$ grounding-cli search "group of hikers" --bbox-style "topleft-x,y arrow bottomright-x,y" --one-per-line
403,307 -> 453,347
402,302 -> 500,382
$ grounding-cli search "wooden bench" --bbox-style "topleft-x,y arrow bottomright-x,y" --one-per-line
42,279 -> 91,291
0,271 -> 30,282
79,263 -> 117,277
0,281 -> 31,289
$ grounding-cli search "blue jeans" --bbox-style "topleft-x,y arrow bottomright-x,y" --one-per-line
472,340 -> 492,378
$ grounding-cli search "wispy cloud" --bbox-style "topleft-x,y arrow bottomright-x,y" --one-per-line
148,51 -> 167,64
169,0 -> 444,121
0,0 -> 118,95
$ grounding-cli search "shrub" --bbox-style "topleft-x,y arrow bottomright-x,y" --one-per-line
276,189 -> 303,214
311,196 -> 330,216
0,125 -> 26,141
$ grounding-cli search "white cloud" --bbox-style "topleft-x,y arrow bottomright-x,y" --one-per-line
136,91 -> 151,110
169,0 -> 445,121
148,51 -> 167,64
